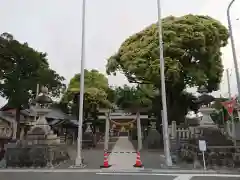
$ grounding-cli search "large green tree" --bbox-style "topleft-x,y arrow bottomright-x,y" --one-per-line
0,32 -> 66,137
106,14 -> 228,124
61,69 -> 112,133
114,84 -> 152,111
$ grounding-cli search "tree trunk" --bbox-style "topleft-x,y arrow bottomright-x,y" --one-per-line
15,107 -> 21,139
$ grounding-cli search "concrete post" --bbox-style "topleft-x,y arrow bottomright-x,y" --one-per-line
104,112 -> 110,151
171,121 -> 177,139
20,128 -> 25,140
226,121 -> 231,137
12,121 -> 17,140
72,131 -> 75,145
137,111 -> 142,151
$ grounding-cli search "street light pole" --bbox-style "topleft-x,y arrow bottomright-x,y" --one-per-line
226,69 -> 232,98
157,0 -> 172,166
75,0 -> 86,168
227,0 -> 240,99
226,69 -> 237,146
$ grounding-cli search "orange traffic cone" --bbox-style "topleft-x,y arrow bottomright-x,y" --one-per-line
133,152 -> 143,167
100,151 -> 111,168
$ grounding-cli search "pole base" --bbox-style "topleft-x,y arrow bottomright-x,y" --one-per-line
74,157 -> 86,168
100,165 -> 112,168
133,164 -> 144,168
70,164 -> 87,169
166,159 -> 173,167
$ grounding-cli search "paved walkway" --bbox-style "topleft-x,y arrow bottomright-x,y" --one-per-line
108,136 -> 141,170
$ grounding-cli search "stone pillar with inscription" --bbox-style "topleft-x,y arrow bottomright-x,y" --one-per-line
143,120 -> 161,149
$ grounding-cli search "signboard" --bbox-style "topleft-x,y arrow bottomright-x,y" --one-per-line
198,140 -> 207,170
85,123 -> 92,133
199,140 -> 206,152
221,98 -> 236,116
150,122 -> 156,129
120,126 -> 126,132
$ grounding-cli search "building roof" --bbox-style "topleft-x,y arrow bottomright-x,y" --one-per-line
48,118 -> 78,127
21,108 -> 76,120
45,108 -> 71,120
0,102 -> 76,120
0,103 -> 16,111
0,111 -> 15,124
20,109 -> 37,117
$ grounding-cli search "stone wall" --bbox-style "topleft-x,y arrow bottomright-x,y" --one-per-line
5,145 -> 69,167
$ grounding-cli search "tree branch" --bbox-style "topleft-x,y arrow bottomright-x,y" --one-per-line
137,85 -> 154,100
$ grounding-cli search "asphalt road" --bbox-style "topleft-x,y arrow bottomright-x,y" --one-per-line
191,177 -> 239,180
0,172 -> 173,180
0,172 -> 240,180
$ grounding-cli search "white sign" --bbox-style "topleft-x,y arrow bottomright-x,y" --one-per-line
199,140 -> 206,152
199,140 -> 207,170
85,124 -> 92,133
150,122 -> 156,129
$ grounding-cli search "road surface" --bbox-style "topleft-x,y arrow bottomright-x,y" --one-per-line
0,170 -> 240,180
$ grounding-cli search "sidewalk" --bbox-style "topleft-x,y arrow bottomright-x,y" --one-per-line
108,136 -> 140,170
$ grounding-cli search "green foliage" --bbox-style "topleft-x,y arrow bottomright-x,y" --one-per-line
107,14 -> 228,91
113,85 -> 152,111
105,86 -> 116,103
61,69 -> 112,135
106,14 -> 228,124
0,32 -> 65,138
0,32 -> 65,108
62,69 -> 111,113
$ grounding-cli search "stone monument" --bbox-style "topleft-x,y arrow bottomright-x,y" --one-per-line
82,120 -> 94,148
198,107 -> 216,127
143,121 -> 162,149
186,85 -> 215,127
5,86 -> 69,168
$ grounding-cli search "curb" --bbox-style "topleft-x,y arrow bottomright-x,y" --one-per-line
0,168 -> 229,173
0,168 -> 240,174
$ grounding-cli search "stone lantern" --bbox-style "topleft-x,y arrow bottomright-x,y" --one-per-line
5,86 -> 69,168
27,86 -> 59,145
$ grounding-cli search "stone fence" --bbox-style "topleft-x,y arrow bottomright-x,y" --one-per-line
0,127 -> 12,139
180,143 -> 240,168
168,121 -> 203,141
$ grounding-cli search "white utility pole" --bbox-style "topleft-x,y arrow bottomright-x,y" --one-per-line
75,0 -> 86,168
226,69 -> 236,146
227,0 -> 240,99
157,0 -> 172,166
104,111 -> 110,151
226,69 -> 232,98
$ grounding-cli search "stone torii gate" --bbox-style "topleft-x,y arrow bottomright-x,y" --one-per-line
98,109 -> 148,151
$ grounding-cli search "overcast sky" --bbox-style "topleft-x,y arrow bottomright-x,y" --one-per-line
1,0 -> 240,106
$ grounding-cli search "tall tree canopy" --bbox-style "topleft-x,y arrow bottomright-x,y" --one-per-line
61,69 -> 111,117
114,85 -> 152,111
0,32 -> 66,137
106,14 -> 228,124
